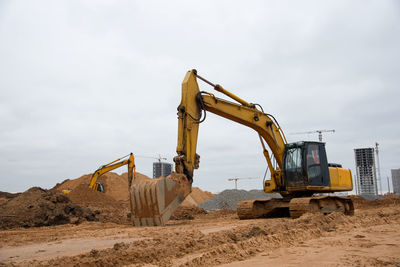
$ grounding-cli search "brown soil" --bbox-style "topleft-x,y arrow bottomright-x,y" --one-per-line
51,172 -> 215,225
53,172 -> 132,202
67,184 -> 118,205
349,193 -> 400,209
55,172 -> 214,205
0,191 -> 21,199
1,204 -> 399,266
3,180 -> 399,266
181,187 -> 215,207
63,184 -> 129,225
0,197 -> 8,205
0,187 -> 98,230
170,206 -> 208,220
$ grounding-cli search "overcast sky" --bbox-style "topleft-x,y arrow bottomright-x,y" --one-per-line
1,1 -> 399,194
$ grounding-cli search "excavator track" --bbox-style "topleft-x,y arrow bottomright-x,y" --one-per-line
237,196 -> 354,220
289,196 -> 354,218
237,198 -> 291,219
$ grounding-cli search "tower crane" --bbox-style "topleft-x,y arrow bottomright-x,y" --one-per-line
136,155 -> 167,162
291,129 -> 335,142
228,177 -> 258,190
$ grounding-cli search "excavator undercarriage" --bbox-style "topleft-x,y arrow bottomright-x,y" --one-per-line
237,196 -> 354,220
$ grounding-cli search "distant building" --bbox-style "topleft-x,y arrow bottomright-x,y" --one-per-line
153,162 -> 172,178
391,169 -> 400,194
354,148 -> 378,195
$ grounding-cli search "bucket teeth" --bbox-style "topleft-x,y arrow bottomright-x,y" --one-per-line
129,172 -> 192,226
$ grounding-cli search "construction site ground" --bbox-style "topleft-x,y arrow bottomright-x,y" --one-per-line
0,201 -> 399,266
1,173 -> 400,266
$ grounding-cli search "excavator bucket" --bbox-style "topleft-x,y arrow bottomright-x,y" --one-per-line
129,172 -> 192,226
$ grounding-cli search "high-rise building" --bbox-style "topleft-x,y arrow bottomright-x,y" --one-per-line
354,148 -> 378,195
391,169 -> 400,194
153,162 -> 172,178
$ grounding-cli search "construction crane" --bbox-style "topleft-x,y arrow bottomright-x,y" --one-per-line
136,155 -> 167,162
228,177 -> 258,190
291,129 -> 335,142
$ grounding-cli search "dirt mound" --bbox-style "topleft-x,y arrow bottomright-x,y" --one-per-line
190,187 -> 215,203
349,194 -> 400,209
55,172 -> 214,207
65,184 -> 131,224
181,187 -> 215,207
52,174 -> 91,193
0,191 -> 21,199
54,172 -> 156,202
0,187 -> 98,230
0,198 -> 8,205
53,172 -> 215,224
382,193 -> 400,200
67,184 -> 118,205
170,206 -> 208,220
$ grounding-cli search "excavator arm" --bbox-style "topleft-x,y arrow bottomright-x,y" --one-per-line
130,70 -> 289,226
89,153 -> 136,192
174,69 -> 287,192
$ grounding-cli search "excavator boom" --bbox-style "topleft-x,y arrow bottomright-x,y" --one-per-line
174,70 -> 287,193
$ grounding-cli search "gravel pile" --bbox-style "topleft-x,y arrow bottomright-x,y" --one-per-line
199,189 -> 281,210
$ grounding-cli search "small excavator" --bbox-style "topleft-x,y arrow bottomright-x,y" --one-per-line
63,153 -> 136,194
89,153 -> 136,193
129,70 -> 354,226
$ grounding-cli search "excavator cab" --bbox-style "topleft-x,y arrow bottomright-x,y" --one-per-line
93,182 -> 105,193
283,141 -> 352,195
284,142 -> 329,190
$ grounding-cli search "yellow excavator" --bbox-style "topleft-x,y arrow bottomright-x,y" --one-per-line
63,153 -> 136,194
89,153 -> 136,193
129,70 -> 354,226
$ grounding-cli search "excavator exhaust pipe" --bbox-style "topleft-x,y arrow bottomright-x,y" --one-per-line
129,172 -> 192,226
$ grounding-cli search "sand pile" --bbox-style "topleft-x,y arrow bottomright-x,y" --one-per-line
0,191 -> 21,199
65,183 -> 131,224
0,187 -> 98,230
199,189 -> 281,210
55,172 -> 214,206
54,172 -> 132,202
53,172 -> 215,224
350,194 -> 400,209
181,187 -> 215,207
67,184 -> 119,205
0,191 -> 20,205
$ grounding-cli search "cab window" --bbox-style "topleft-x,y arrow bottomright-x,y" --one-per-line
285,147 -> 302,170
307,144 -> 321,180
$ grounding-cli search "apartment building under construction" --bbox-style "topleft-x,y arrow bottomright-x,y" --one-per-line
354,147 -> 378,195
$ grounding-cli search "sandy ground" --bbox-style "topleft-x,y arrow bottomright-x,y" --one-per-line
221,222 -> 400,267
0,204 -> 399,267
